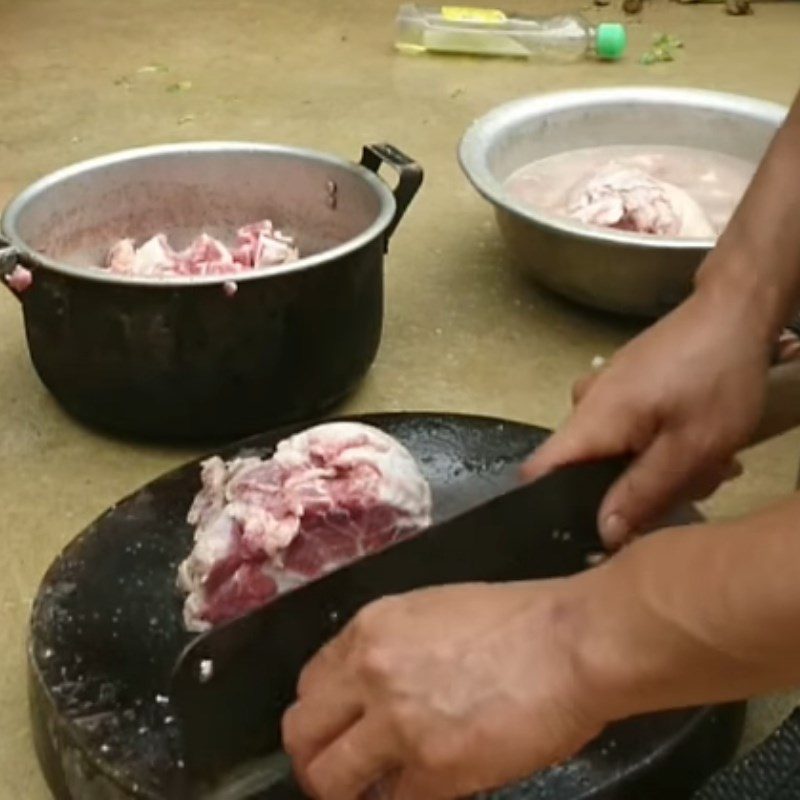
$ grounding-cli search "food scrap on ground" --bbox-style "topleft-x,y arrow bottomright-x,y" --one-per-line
725,0 -> 752,16
137,64 -> 169,74
678,0 -> 752,14
166,80 -> 192,93
641,33 -> 684,65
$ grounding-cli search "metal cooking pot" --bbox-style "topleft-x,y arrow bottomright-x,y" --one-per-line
0,142 -> 423,440
459,87 -> 786,318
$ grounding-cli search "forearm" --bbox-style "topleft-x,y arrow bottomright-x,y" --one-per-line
695,90 -> 800,340
570,492 -> 800,721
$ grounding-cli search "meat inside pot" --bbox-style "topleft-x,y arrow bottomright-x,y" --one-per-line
105,219 -> 299,278
8,149 -> 388,276
177,422 -> 433,632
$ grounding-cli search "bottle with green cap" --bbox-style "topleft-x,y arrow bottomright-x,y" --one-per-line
396,4 -> 627,63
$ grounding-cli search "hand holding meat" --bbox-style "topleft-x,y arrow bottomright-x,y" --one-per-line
282,581 -> 604,800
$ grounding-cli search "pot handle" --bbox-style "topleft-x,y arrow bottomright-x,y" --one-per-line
0,241 -> 23,302
360,143 -> 424,249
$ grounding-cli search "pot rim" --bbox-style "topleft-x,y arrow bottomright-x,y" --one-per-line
1,141 -> 397,287
458,86 -> 788,251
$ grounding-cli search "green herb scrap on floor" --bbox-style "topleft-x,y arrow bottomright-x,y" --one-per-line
641,33 -> 684,65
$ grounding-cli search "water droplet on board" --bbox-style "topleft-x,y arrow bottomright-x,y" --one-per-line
199,659 -> 214,683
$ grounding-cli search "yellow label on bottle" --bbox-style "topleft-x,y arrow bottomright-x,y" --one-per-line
441,6 -> 508,23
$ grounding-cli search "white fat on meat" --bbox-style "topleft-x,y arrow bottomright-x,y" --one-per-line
566,165 -> 715,238
177,422 -> 433,632
105,219 -> 299,278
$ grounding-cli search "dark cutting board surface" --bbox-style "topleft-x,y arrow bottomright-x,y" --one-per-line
29,413 -> 744,800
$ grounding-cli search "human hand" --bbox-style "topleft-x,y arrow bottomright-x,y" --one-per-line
572,358 -> 744,505
282,581 -> 605,800
777,328 -> 800,363
522,287 -> 771,547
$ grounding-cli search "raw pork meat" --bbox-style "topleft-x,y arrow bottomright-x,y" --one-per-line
106,220 -> 298,278
566,165 -> 715,238
177,422 -> 433,632
504,145 -> 755,239
4,265 -> 33,293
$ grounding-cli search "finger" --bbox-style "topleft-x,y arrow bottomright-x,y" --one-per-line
778,332 -> 800,363
779,340 -> 800,363
298,626 -> 357,697
283,684 -> 363,776
361,771 -> 400,800
391,770 -> 447,800
521,403 -> 647,484
571,371 -> 599,406
598,433 -> 695,546
684,459 -> 743,501
302,715 -> 400,800
573,354 -> 608,406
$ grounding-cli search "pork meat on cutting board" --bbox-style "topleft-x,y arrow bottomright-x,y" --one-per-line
177,422 -> 433,632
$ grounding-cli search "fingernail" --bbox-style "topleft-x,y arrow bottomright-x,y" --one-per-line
601,513 -> 630,546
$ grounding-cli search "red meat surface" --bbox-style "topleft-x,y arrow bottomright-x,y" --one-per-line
177,422 -> 433,631
106,219 -> 298,278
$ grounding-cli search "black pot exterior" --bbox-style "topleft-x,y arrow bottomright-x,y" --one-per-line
20,238 -> 384,441
1,142 -> 424,441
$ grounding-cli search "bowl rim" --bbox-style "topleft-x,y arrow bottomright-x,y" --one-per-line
458,86 -> 788,251
1,141 -> 397,287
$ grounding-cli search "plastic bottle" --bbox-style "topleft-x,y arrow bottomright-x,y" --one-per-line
395,4 -> 627,62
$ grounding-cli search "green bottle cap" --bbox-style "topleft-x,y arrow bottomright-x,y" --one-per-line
596,23 -> 627,61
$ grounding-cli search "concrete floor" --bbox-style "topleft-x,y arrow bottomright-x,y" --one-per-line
2,0 -> 800,796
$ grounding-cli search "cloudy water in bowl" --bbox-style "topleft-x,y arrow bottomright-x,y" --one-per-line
503,145 -> 757,237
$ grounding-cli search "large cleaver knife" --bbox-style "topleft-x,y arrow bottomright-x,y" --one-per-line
170,456 -> 629,795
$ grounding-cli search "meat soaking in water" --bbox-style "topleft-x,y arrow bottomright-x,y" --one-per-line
504,145 -> 755,239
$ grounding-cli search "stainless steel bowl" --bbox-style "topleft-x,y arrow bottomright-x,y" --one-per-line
459,87 -> 787,317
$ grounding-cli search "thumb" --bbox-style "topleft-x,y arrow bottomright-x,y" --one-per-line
685,458 -> 743,502
598,433 -> 691,547
572,366 -> 606,406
